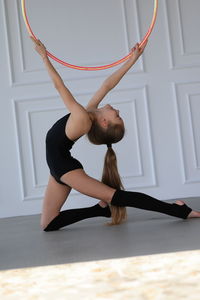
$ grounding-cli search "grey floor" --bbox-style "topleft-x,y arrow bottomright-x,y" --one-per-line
0,197 -> 200,271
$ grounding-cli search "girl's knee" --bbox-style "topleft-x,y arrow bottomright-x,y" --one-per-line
40,217 -> 48,231
40,213 -> 58,231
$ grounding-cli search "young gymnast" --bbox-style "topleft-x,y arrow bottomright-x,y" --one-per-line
31,37 -> 200,231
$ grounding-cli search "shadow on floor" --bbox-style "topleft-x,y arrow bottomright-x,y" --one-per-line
0,198 -> 199,271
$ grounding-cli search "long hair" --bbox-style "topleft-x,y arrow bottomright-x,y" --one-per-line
87,118 -> 127,225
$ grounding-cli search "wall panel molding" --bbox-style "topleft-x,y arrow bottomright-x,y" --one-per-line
164,0 -> 200,69
173,81 -> 200,184
2,0 -> 15,86
13,96 -> 65,201
188,94 -> 200,169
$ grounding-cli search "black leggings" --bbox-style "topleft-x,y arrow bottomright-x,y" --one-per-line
111,190 -> 192,219
44,190 -> 192,232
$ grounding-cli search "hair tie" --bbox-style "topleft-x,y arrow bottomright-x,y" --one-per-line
107,143 -> 112,148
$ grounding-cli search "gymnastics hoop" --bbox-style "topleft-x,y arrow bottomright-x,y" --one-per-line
21,0 -> 158,71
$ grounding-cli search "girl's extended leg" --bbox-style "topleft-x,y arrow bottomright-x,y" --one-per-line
111,190 -> 196,219
60,170 -> 198,220
61,169 -> 116,202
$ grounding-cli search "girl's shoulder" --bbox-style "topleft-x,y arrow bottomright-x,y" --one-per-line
65,111 -> 92,141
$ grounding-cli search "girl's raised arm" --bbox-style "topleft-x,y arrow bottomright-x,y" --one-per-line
86,41 -> 148,111
31,37 -> 88,119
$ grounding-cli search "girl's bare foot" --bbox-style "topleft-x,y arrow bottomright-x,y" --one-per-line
187,210 -> 200,218
175,200 -> 200,218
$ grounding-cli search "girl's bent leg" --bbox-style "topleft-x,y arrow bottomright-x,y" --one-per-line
41,175 -> 72,229
44,204 -> 111,231
42,173 -> 112,231
60,169 -> 116,203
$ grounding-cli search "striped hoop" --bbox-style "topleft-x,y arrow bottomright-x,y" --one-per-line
21,0 -> 158,71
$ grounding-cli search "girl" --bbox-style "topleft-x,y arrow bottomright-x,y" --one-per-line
31,37 -> 200,231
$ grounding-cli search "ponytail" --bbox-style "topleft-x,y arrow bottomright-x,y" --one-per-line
102,147 -> 127,225
87,116 -> 126,225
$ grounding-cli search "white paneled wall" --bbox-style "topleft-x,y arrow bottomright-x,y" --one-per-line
0,0 -> 200,218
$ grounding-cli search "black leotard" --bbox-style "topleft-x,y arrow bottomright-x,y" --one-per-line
45,114 -> 193,223
46,114 -> 83,185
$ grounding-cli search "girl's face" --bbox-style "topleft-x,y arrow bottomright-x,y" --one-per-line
99,104 -> 124,126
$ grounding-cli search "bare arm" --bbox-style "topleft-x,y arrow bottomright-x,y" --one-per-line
30,37 -> 87,117
31,37 -> 92,140
86,41 -> 148,110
